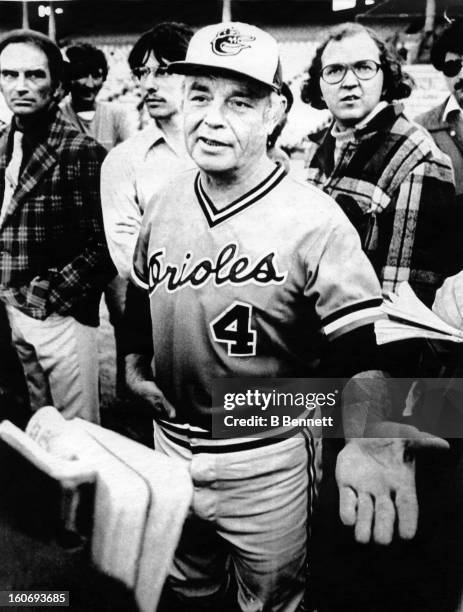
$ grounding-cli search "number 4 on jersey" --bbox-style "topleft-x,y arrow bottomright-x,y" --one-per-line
211,301 -> 257,357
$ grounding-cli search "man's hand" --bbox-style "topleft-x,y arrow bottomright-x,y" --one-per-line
125,353 -> 176,419
336,422 -> 448,545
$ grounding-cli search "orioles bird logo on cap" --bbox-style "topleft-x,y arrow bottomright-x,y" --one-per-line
211,27 -> 256,56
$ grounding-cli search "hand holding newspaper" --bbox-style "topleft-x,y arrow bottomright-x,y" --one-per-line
375,282 -> 463,345
0,407 -> 193,612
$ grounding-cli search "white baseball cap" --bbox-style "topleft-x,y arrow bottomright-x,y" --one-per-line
167,22 -> 282,92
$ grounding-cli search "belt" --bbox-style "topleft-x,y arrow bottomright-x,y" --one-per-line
157,419 -> 301,454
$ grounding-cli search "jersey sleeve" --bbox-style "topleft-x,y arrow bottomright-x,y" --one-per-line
303,209 -> 384,340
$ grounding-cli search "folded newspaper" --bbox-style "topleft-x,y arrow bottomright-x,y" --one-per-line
0,417 -> 96,548
0,407 -> 193,612
375,282 -> 463,345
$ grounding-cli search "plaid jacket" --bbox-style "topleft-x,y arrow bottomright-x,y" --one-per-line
305,103 -> 463,307
0,108 -> 115,326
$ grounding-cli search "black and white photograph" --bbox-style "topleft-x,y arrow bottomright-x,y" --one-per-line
1,0 -> 463,610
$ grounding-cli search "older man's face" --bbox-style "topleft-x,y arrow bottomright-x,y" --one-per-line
319,32 -> 384,130
0,42 -> 54,118
443,51 -> 463,109
183,74 -> 272,181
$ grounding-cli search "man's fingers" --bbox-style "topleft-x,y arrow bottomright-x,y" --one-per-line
395,487 -> 418,540
373,495 -> 395,545
151,394 -> 176,419
162,398 -> 177,419
355,493 -> 374,544
129,380 -> 177,419
339,486 -> 357,526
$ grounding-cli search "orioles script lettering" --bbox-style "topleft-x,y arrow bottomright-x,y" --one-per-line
148,243 -> 287,293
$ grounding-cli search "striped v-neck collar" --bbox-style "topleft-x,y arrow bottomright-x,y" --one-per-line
194,164 -> 286,228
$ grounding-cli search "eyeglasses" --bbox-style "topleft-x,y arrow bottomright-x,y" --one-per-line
443,59 -> 463,78
132,65 -> 170,80
320,60 -> 382,84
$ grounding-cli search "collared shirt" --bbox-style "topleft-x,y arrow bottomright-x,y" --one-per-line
331,101 -> 389,165
101,121 -> 195,279
331,101 -> 389,138
415,96 -> 463,195
443,94 -> 462,123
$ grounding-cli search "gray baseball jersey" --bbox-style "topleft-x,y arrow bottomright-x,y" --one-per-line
132,166 -> 383,427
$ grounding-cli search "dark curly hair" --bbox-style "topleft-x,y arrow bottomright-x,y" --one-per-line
301,22 -> 413,110
431,19 -> 463,72
64,43 -> 108,82
128,22 -> 193,71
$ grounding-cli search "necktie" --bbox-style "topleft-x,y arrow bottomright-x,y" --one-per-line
1,130 -> 23,224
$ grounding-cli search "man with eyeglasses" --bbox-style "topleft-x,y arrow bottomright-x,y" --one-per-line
101,22 -> 194,280
416,19 -> 463,197
0,30 -> 114,423
302,22 -> 463,612
302,22 -> 461,309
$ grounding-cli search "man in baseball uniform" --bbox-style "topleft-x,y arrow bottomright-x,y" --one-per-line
124,22 -> 443,612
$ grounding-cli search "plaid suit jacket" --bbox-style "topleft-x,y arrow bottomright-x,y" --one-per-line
305,103 -> 463,307
0,108 -> 115,326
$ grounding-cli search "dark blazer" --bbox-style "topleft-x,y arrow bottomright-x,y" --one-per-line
0,107 -> 115,326
416,97 -> 463,196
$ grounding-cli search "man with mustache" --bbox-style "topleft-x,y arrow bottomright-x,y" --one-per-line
423,24 -> 463,612
302,23 -> 463,612
416,19 -> 463,197
419,20 -> 463,328
101,24 -> 193,409
101,22 -> 194,281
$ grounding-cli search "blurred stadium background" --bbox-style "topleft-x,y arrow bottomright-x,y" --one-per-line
1,0 -> 463,144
